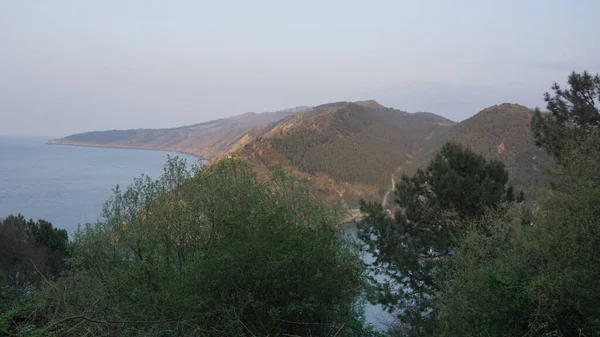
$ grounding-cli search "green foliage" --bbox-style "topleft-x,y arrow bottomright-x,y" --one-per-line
433,132 -> 600,336
0,215 -> 68,335
272,103 -> 406,184
532,71 -> 600,159
38,157 -> 367,336
451,103 -> 549,189
431,206 -> 533,337
414,71 -> 600,337
24,220 -> 69,255
0,302 -> 56,337
268,101 -> 545,205
271,102 -> 452,185
358,142 -> 516,333
0,215 -> 68,313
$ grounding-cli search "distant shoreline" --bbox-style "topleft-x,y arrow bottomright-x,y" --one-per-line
46,141 -> 206,161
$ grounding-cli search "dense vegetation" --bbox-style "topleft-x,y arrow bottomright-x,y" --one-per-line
358,71 -> 600,336
272,103 -> 406,184
4,71 -> 600,336
244,100 -> 544,211
433,136 -> 600,335
358,142 -> 520,335
0,215 -> 68,313
532,70 -> 600,159
450,103 -> 549,189
271,103 -> 451,185
1,158 -> 380,336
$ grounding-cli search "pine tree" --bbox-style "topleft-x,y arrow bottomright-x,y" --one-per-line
358,142 -> 517,333
532,71 -> 600,159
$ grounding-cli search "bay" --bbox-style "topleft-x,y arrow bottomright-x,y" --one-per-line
0,136 -> 197,232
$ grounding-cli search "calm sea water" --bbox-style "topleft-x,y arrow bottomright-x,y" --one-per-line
0,136 -> 197,233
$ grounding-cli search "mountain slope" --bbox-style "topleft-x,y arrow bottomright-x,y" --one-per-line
50,100 -> 548,211
219,101 -> 455,207
48,107 -> 309,159
219,101 -> 547,209
449,103 -> 550,188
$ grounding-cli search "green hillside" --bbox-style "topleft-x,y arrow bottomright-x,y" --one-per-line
223,101 -> 546,209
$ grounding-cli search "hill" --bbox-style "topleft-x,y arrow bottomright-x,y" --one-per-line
218,101 -> 455,207
449,103 -> 550,188
219,101 -> 547,210
50,100 -> 548,212
47,107 -> 310,159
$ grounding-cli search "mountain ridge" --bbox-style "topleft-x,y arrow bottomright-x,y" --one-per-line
216,101 -> 546,210
49,100 -> 548,212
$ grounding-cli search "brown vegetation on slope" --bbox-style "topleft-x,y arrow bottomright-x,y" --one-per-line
449,103 -> 551,188
219,101 -> 455,208
219,101 -> 547,209
48,108 -> 309,159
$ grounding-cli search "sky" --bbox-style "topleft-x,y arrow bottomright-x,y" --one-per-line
1,0 -> 599,137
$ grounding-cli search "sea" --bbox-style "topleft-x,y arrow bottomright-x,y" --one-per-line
0,136 -> 199,232
0,135 -> 394,330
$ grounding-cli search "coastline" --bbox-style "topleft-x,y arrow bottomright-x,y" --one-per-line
48,141 -> 362,224
46,141 -> 206,161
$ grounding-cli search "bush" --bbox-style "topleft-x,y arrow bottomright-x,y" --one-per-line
38,157 -> 368,336
433,133 -> 600,336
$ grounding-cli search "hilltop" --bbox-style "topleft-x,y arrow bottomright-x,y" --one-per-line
448,103 -> 550,188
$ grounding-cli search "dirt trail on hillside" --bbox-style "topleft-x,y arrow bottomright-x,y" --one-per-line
382,174 -> 396,207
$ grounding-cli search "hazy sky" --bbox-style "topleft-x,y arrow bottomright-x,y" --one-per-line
1,1 -> 599,136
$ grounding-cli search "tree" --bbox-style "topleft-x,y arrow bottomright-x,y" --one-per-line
532,70 -> 600,159
0,215 -> 68,312
38,157 -> 371,337
433,132 -> 600,337
358,142 -> 517,334
431,72 -> 600,336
